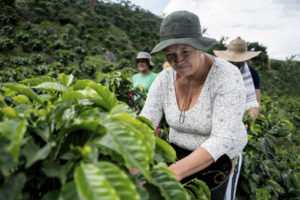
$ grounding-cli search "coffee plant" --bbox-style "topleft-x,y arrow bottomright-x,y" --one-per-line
0,73 -> 212,200
237,96 -> 300,200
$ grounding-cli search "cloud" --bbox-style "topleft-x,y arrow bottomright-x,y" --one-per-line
229,24 -> 277,30
162,0 -> 300,60
129,0 -> 169,16
272,0 -> 300,17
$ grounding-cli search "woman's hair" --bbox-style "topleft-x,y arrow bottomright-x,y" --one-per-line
136,58 -> 153,70
136,52 -> 154,70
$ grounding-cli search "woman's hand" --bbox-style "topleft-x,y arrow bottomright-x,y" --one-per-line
128,167 -> 139,175
169,146 -> 214,182
249,107 -> 260,118
128,168 -> 146,185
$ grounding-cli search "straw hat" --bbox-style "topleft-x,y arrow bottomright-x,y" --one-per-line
213,37 -> 261,62
136,52 -> 155,67
151,11 -> 217,54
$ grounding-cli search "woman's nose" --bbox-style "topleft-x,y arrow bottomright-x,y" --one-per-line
174,53 -> 185,64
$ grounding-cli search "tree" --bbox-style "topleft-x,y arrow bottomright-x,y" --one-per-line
247,42 -> 269,68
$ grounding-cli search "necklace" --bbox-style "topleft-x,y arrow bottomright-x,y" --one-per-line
179,76 -> 191,124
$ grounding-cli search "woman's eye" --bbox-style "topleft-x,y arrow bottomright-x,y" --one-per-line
166,54 -> 175,60
183,51 -> 190,56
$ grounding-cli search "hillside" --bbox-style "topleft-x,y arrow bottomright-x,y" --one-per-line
0,0 -> 163,81
2,0 -> 300,96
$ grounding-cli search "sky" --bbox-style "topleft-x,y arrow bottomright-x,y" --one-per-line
128,0 -> 300,61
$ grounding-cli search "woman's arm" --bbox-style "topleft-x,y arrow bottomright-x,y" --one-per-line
201,67 -> 247,160
169,146 -> 214,181
140,72 -> 164,128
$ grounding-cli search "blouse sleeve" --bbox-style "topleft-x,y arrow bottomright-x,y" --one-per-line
201,69 -> 248,160
139,73 -> 164,128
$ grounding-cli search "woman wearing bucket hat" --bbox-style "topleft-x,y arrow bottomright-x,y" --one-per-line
214,37 -> 261,118
132,52 -> 157,95
140,10 -> 247,200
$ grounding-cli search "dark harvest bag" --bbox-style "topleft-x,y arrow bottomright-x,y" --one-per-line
171,144 -> 232,200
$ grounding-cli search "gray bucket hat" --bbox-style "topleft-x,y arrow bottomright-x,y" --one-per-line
136,52 -> 155,67
151,10 -> 217,54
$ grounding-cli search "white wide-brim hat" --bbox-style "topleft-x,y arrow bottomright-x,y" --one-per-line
213,37 -> 261,62
136,52 -> 154,67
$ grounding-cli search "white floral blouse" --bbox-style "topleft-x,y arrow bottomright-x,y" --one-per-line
140,57 -> 248,160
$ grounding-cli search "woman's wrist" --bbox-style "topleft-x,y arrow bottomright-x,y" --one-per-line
169,162 -> 184,181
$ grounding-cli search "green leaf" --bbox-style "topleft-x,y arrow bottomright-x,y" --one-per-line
0,173 -> 26,200
96,161 -> 141,200
150,163 -> 190,200
185,189 -> 197,200
58,181 -> 80,200
110,104 -> 136,117
259,135 -> 275,156
104,120 -> 151,180
266,179 -> 284,194
3,83 -> 43,104
60,73 -> 74,87
3,87 -> 17,97
143,183 -> 164,200
94,134 -> 125,165
193,179 -> 210,199
42,190 -> 59,200
72,80 -> 97,90
39,94 -> 54,102
155,137 -> 176,163
54,102 -> 75,130
73,80 -> 117,110
23,139 -> 56,168
63,119 -> 107,137
74,163 -> 120,200
0,94 -> 7,108
255,188 -> 271,200
42,160 -> 73,185
250,123 -> 262,135
32,121 -> 52,142
0,119 -> 27,161
185,183 -> 208,200
108,106 -> 155,164
136,116 -> 156,130
1,107 -> 18,118
292,173 -> 300,192
34,82 -> 68,93
280,119 -> 294,129
59,91 -> 85,103
21,76 -> 56,86
13,95 -> 32,104
0,136 -> 17,177
14,104 -> 32,115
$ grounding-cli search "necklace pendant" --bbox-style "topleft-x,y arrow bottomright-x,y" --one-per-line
179,112 -> 185,124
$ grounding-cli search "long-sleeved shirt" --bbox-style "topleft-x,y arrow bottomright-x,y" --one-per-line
140,57 -> 247,160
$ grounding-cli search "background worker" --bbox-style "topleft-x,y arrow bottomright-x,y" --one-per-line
214,37 -> 261,118
132,51 -> 157,95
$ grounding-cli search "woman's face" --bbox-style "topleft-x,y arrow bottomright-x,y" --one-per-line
164,44 -> 204,77
230,61 -> 243,69
137,59 -> 150,74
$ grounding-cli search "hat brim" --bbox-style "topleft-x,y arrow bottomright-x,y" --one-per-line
213,50 -> 261,62
151,37 -> 217,54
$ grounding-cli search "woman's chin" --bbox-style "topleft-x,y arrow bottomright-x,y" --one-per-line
175,68 -> 192,77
